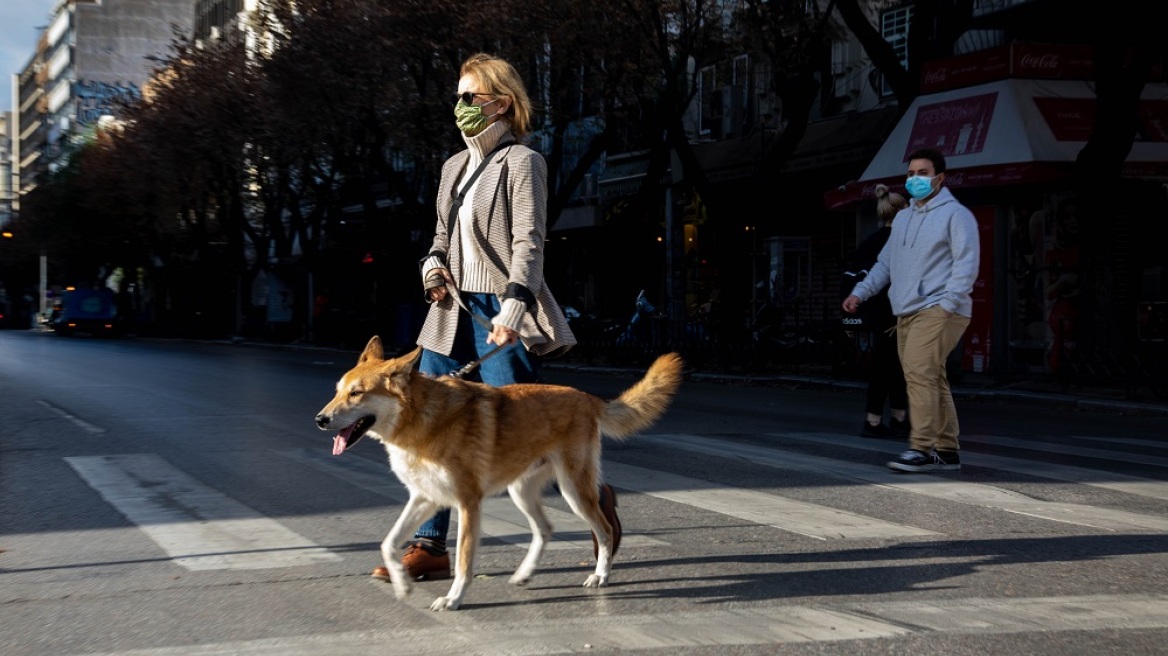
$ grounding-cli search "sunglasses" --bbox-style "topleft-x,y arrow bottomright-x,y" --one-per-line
451,91 -> 492,106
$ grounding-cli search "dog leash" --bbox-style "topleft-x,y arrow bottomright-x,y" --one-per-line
443,284 -> 510,379
428,141 -> 519,379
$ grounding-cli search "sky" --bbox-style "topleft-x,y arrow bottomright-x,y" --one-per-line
0,1 -> 59,113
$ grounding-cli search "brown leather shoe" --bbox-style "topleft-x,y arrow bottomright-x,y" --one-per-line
591,483 -> 622,559
387,543 -> 450,581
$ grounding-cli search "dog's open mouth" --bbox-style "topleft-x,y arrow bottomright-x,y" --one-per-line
331,415 -> 375,455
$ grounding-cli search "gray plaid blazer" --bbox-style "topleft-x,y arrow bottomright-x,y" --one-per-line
416,137 -> 576,358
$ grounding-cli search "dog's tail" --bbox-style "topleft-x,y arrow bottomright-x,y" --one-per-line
599,352 -> 684,439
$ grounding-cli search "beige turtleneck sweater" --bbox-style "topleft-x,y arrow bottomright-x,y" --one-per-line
422,119 -> 527,331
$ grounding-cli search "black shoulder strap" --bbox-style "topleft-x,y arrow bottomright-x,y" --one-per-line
446,141 -> 514,240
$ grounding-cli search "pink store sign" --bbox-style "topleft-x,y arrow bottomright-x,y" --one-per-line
904,92 -> 998,161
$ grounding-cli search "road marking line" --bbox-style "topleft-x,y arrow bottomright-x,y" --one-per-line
602,460 -> 938,540
644,433 -> 1168,533
275,449 -> 668,551
65,454 -> 341,570
959,433 -> 1168,468
39,400 -> 105,434
783,431 -> 1168,502
69,593 -> 1168,655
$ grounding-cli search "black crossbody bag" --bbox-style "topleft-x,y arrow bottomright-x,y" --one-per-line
445,141 -> 514,241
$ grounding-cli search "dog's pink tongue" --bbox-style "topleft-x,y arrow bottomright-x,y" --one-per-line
331,425 -> 354,456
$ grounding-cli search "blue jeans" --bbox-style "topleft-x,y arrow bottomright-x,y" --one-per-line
413,293 -> 540,545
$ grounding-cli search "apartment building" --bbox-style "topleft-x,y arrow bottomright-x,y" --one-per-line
0,112 -> 13,228
11,0 -> 193,195
194,0 -> 259,42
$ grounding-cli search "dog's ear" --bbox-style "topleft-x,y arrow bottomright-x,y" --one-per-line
359,336 -> 385,364
390,345 -> 423,372
388,346 -> 423,387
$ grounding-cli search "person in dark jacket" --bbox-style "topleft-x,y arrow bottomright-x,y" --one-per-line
844,183 -> 909,438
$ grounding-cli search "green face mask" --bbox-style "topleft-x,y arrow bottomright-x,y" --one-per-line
454,98 -> 498,136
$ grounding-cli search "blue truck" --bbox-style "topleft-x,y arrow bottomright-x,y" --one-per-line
52,288 -> 123,336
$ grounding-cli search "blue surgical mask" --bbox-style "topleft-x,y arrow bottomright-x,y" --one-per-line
905,175 -> 935,200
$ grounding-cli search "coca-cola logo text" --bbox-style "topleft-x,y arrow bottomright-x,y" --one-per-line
1020,54 -> 1061,70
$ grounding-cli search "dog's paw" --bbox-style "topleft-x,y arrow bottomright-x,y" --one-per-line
508,573 -> 531,587
582,574 -> 609,588
392,579 -> 413,600
429,596 -> 461,611
373,565 -> 413,599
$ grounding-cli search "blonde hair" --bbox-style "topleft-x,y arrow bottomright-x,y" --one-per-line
460,53 -> 534,138
874,183 -> 908,224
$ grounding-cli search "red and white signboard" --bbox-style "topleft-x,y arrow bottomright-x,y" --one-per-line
824,78 -> 1168,210
904,92 -> 997,159
921,43 -> 1097,94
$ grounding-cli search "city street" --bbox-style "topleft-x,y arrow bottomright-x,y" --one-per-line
2,330 -> 1168,655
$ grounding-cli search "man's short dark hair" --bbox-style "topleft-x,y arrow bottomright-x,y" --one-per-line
907,148 -> 947,174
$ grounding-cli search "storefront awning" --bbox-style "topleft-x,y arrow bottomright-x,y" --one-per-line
825,77 -> 1168,210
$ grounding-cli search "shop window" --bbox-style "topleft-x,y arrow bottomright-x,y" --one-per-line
699,66 -> 716,136
761,236 -> 811,304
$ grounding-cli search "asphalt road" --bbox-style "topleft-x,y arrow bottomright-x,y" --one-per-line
2,330 -> 1168,655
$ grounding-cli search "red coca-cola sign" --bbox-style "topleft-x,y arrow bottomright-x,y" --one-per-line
920,46 -> 1010,93
1012,43 -> 1094,79
1018,53 -> 1060,70
921,42 -> 1094,93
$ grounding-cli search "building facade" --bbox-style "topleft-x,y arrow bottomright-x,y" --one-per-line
0,112 -> 13,228
579,0 -> 1167,389
12,0 -> 194,195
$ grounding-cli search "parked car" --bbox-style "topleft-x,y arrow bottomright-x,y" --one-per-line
52,288 -> 124,337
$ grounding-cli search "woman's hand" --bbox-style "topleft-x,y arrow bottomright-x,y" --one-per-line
425,268 -> 454,302
488,324 -> 519,346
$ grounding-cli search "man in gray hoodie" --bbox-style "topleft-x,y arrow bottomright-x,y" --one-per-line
842,148 -> 980,473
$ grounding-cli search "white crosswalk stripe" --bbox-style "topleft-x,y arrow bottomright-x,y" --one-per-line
57,429 -> 1168,652
643,433 -> 1168,533
65,454 -> 341,570
68,429 -> 1168,575
69,593 -> 1168,655
602,460 -> 938,539
777,431 -> 1168,503
958,432 -> 1168,467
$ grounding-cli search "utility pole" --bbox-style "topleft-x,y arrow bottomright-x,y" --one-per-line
665,150 -> 686,348
39,250 -> 47,325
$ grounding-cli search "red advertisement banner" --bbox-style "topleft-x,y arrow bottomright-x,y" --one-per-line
905,93 -> 998,160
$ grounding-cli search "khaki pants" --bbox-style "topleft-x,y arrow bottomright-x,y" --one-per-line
896,305 -> 970,453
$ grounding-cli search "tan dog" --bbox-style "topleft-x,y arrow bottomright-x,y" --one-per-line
314,336 -> 683,611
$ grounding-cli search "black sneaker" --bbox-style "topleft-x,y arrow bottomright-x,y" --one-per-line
887,449 -> 930,472
889,417 -> 910,436
932,449 -> 961,471
860,421 -> 895,438
887,449 -> 961,472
